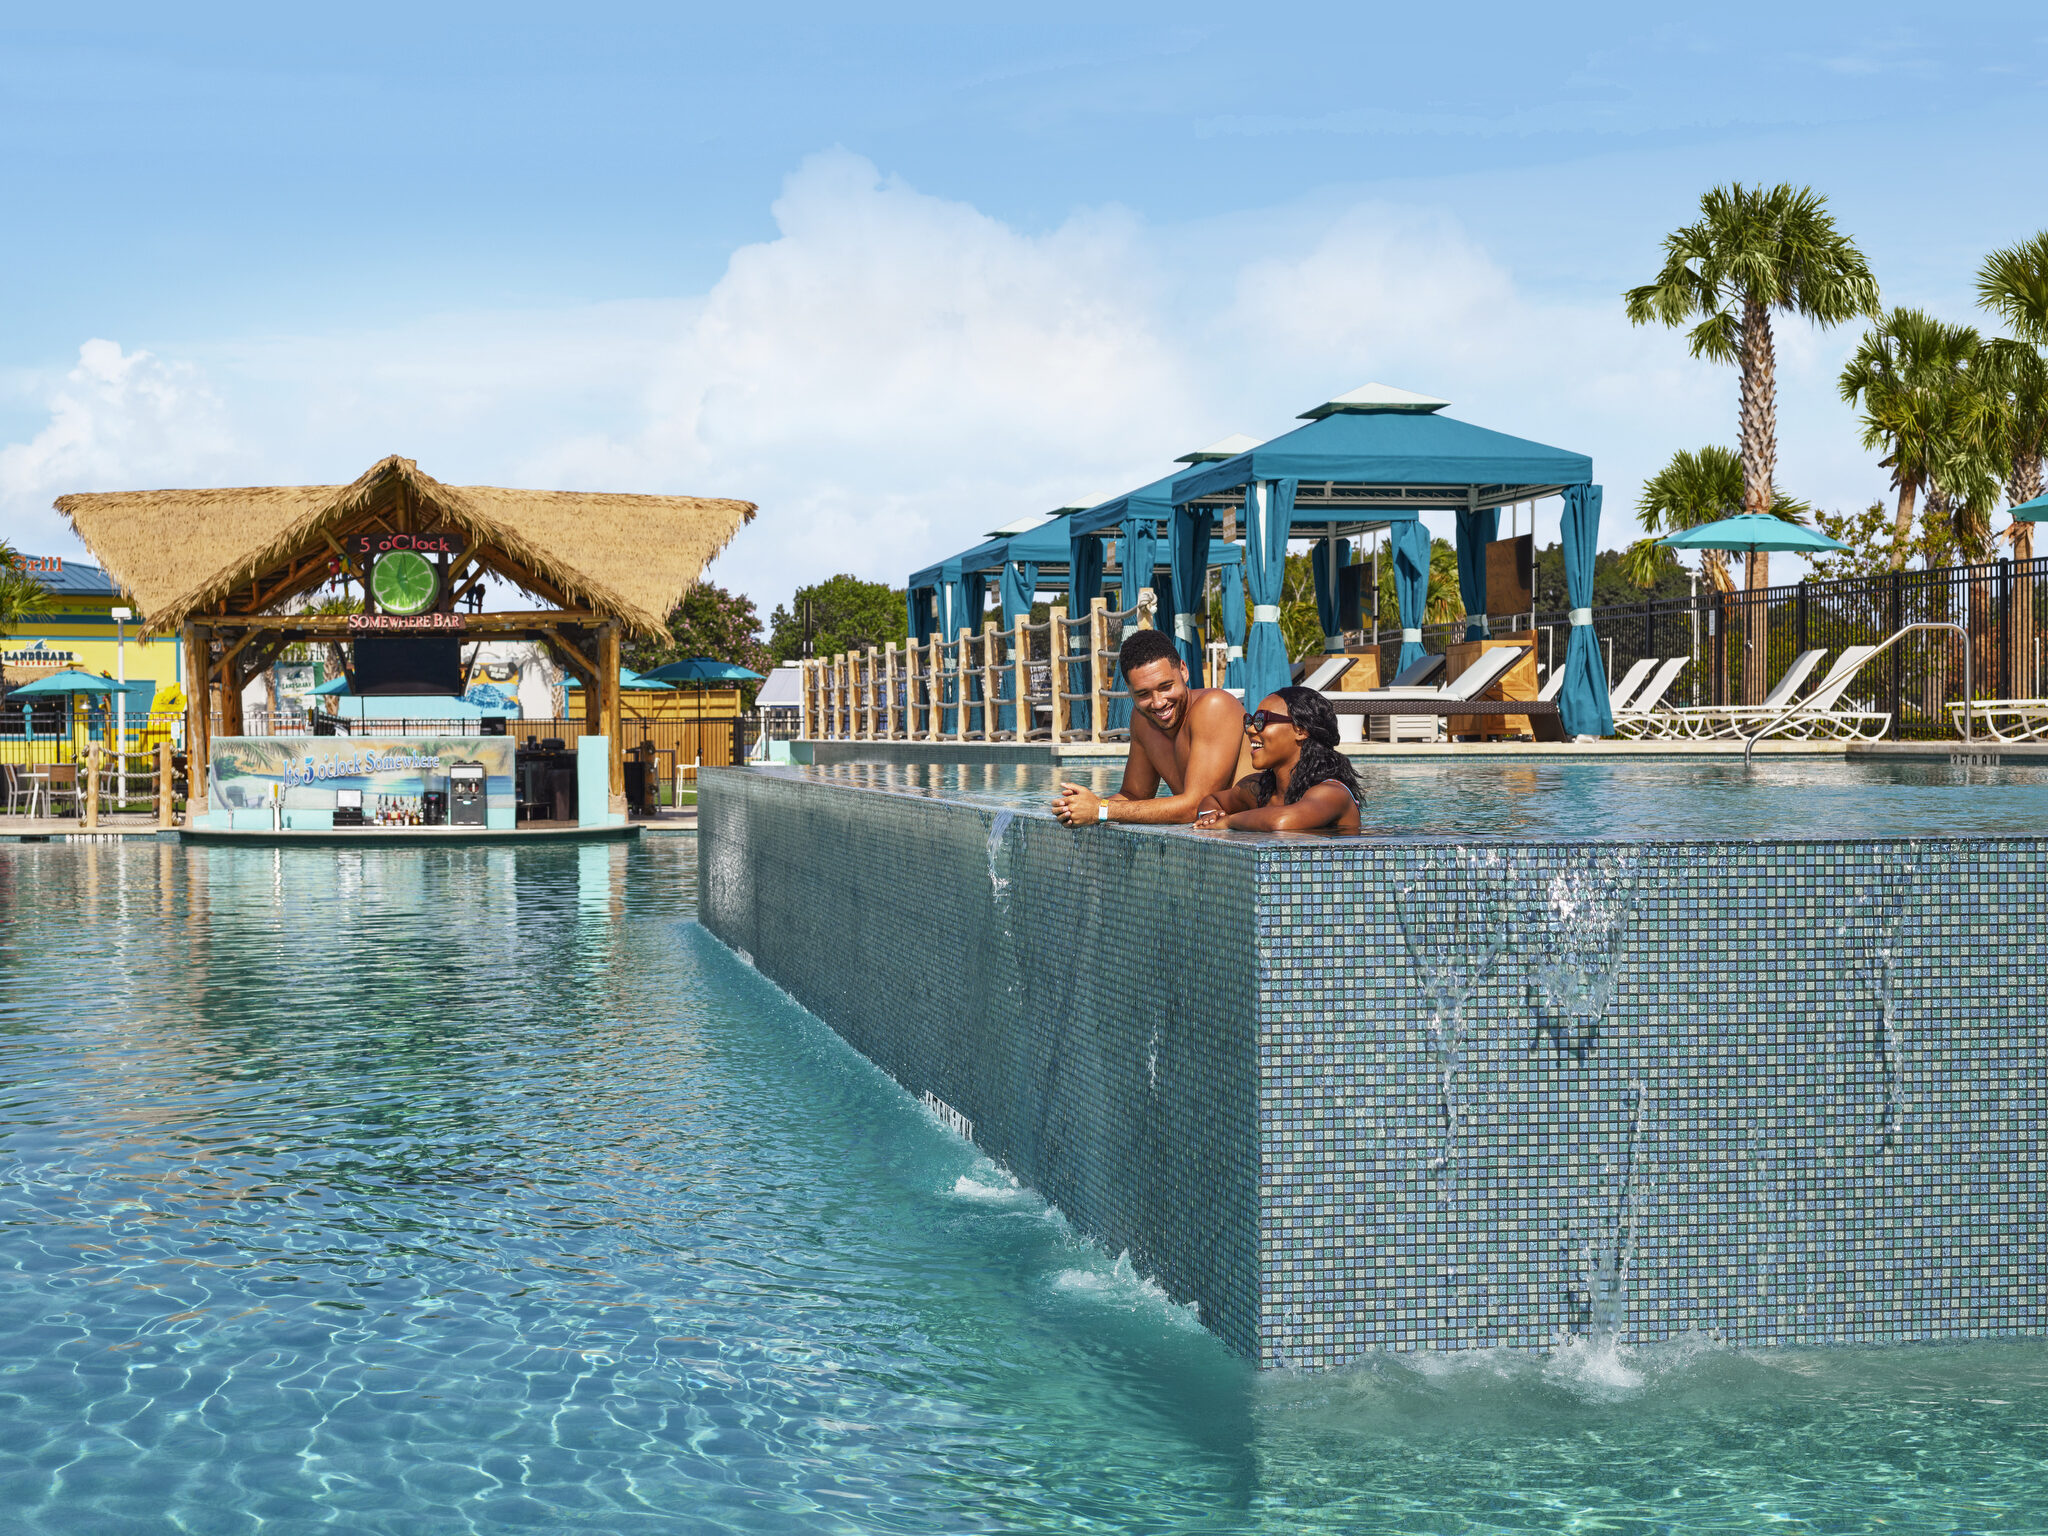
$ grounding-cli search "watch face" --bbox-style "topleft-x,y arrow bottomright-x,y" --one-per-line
372,550 -> 440,616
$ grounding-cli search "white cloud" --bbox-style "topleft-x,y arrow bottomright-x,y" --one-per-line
1,154 -> 1892,601
0,340 -> 239,553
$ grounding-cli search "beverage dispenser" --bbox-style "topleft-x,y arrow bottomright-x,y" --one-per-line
449,761 -> 487,827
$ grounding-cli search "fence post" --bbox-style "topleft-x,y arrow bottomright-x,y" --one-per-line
157,738 -> 175,828
82,746 -> 99,830
864,645 -> 880,739
954,628 -> 971,742
1796,579 -> 1809,659
2000,557 -> 2013,703
1088,596 -> 1108,744
884,642 -> 899,738
980,620 -> 999,741
1049,604 -> 1069,741
1888,569 -> 1903,740
1013,613 -> 1031,740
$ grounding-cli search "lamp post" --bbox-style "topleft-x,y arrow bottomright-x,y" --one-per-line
111,606 -> 132,809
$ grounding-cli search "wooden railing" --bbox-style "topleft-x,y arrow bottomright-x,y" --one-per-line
802,588 -> 1156,742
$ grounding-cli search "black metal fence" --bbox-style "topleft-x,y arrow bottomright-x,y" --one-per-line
1360,558 -> 2048,740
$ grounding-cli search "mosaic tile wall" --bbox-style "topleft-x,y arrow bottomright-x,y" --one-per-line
702,768 -> 2048,1368
700,767 -> 1266,1357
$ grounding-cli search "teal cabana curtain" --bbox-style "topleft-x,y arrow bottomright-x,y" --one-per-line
1559,484 -> 1614,738
1454,507 -> 1498,640
1221,553 -> 1248,693
1111,516 -> 1158,732
1167,506 -> 1212,685
909,587 -> 937,644
1244,479 -> 1297,709
1067,529 -> 1105,736
1390,519 -> 1433,675
997,560 -> 1037,735
1310,537 -> 1352,650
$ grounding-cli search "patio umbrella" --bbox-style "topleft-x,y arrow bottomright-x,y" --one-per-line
2007,492 -> 2048,521
639,656 -> 764,684
8,668 -> 121,697
1657,513 -> 1846,555
310,676 -> 352,695
563,668 -> 675,691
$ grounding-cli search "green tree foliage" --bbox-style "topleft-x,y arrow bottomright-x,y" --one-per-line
768,574 -> 907,663
1621,445 -> 1809,591
0,540 -> 51,632
628,582 -> 773,680
1804,501 -> 1957,579
1626,183 -> 1877,594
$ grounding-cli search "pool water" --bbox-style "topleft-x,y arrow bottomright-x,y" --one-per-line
797,757 -> 2048,841
2,838 -> 2046,1533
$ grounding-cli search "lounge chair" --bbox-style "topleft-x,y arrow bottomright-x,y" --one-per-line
1609,657 -> 1690,738
1639,649 -> 1827,740
1296,654 -> 1355,691
1725,645 -> 1890,743
1537,667 -> 1566,703
1948,697 -> 2048,742
1333,644 -> 1533,743
1603,658 -> 1659,717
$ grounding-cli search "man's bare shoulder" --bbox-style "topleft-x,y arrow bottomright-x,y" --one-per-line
1186,688 -> 1248,728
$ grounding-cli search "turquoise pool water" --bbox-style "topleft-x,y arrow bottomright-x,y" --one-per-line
798,757 -> 2048,840
3,837 -> 2046,1533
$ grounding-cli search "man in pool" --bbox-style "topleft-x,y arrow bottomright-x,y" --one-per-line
1051,628 -> 1253,827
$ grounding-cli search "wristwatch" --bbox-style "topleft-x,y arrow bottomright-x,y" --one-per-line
1098,804 -> 1109,823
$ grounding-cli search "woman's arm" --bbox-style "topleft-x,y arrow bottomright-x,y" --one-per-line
1193,775 -> 1262,827
1218,781 -> 1353,831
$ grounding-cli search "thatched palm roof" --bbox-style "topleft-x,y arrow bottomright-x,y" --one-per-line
55,456 -> 756,638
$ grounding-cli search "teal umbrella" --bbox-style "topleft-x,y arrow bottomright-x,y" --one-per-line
563,667 -> 674,691
2008,492 -> 2048,522
639,656 -> 764,684
8,668 -> 121,697
1658,513 -> 1846,554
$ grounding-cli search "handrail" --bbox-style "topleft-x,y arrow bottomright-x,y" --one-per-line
1743,621 -> 1969,766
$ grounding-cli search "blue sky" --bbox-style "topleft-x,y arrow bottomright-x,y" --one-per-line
5,3 -> 2046,609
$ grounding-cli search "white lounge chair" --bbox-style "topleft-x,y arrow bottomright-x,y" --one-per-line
1645,649 -> 1827,740
1949,697 -> 2048,741
1602,658 -> 1658,716
1297,654 -> 1354,691
1334,644 -> 1527,742
1727,645 -> 1891,742
1610,657 -> 1690,738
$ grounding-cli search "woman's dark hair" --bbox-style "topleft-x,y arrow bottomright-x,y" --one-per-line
1251,686 -> 1363,807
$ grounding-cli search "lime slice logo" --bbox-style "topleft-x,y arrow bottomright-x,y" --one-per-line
372,550 -> 440,615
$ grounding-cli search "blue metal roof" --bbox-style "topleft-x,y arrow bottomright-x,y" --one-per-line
21,558 -> 119,598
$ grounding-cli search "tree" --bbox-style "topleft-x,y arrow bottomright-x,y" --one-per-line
1976,233 -> 2048,559
1620,446 -> 1809,591
1626,183 -> 1877,698
626,582 -> 773,680
0,541 -> 50,633
768,575 -> 907,662
1839,308 -> 1987,568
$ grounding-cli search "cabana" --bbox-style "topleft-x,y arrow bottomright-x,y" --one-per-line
56,455 -> 754,820
1170,384 -> 1611,737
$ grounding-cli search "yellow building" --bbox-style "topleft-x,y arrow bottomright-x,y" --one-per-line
2,555 -> 183,715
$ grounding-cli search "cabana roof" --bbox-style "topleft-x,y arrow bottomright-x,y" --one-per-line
55,455 -> 756,639
1171,393 -> 1591,524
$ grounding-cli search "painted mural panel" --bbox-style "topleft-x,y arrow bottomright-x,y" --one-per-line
208,736 -> 515,814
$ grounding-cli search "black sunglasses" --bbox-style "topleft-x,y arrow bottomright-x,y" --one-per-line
1244,709 -> 1294,732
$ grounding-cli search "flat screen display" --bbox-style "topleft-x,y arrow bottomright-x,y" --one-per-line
351,636 -> 462,696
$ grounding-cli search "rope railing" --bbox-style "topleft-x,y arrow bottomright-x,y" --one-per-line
798,588 -> 1159,744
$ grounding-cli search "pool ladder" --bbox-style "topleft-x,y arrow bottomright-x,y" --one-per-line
1742,621 -> 1971,766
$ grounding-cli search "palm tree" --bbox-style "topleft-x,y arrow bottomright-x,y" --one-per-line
1839,309 -> 1984,567
1976,233 -> 2048,557
1977,230 -> 2048,345
1622,446 -> 1809,591
1625,183 -> 1878,595
0,540 -> 50,633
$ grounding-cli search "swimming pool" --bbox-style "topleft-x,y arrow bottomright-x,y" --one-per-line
6,838 -> 2048,1532
793,754 -> 2048,841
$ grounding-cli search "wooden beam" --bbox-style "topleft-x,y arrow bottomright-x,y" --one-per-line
215,628 -> 263,679
600,622 -> 624,804
208,610 -> 599,633
183,625 -> 210,813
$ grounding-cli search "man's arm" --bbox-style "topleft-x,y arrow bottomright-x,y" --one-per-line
1052,741 -> 1158,827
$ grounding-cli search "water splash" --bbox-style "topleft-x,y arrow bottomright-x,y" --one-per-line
1394,848 -> 1516,1199
1532,851 -> 1651,1057
986,809 -> 1015,900
1579,1079 -> 1651,1352
1843,843 -> 1917,1151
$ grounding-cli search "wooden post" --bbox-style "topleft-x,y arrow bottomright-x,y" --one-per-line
1049,604 -> 1069,741
835,651 -> 849,739
981,620 -> 1000,741
217,652 -> 245,737
600,623 -> 624,806
1088,597 -> 1108,744
1013,613 -> 1031,741
183,624 -> 211,823
884,642 -> 899,738
865,645 -> 880,738
954,628 -> 971,741
157,738 -> 175,829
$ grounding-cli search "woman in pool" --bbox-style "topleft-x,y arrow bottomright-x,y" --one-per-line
1193,686 -> 1362,833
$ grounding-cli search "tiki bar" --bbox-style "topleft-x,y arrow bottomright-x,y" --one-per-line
54,456 -> 753,841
